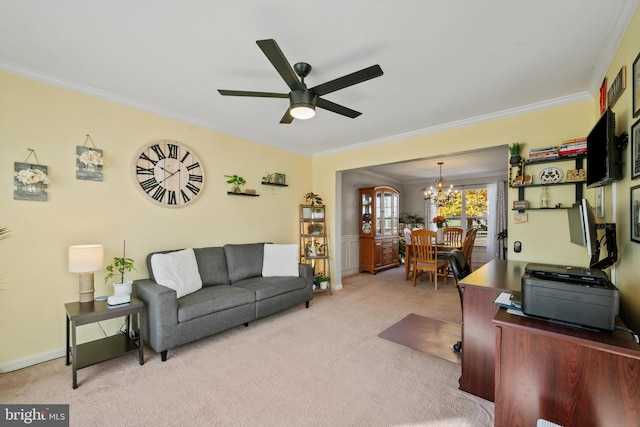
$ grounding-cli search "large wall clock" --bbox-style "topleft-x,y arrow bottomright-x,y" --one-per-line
132,140 -> 204,207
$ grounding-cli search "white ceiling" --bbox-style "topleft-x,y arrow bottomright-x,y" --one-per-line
1,1 -> 637,182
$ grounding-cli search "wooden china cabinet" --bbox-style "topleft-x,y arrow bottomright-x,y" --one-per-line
359,186 -> 400,274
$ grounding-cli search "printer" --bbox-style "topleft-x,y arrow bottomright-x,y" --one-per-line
521,263 -> 619,331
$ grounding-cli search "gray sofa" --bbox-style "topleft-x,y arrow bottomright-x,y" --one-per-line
134,243 -> 313,361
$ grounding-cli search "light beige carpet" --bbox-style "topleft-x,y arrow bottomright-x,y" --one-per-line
0,268 -> 493,426
378,313 -> 462,364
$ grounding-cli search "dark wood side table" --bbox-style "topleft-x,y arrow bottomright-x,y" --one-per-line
65,298 -> 144,389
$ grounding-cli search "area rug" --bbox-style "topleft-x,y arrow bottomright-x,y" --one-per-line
378,313 -> 462,364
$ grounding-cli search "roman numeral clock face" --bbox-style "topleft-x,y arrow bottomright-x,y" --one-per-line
132,140 -> 205,207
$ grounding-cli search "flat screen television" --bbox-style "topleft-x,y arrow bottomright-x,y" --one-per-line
586,108 -> 622,188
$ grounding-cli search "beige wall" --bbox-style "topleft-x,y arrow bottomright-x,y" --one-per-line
0,71 -> 311,369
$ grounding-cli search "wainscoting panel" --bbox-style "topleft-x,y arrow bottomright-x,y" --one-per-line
341,234 -> 360,276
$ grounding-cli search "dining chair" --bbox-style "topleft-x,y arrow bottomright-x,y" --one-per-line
411,229 -> 449,290
461,228 -> 478,272
443,227 -> 464,248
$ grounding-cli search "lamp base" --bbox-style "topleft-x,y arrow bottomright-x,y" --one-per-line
78,273 -> 95,303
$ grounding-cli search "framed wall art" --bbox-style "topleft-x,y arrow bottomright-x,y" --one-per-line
76,134 -> 103,181
632,118 -> 640,180
631,185 -> 640,243
607,65 -> 626,108
633,51 -> 640,118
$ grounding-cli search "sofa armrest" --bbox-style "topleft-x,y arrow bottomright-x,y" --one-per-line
298,263 -> 313,280
134,279 -> 178,328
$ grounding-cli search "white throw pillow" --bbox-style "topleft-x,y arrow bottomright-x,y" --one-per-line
262,244 -> 299,277
151,248 -> 202,298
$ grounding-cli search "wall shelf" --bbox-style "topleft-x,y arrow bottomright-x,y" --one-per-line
513,155 -> 585,213
261,182 -> 288,187
227,192 -> 259,197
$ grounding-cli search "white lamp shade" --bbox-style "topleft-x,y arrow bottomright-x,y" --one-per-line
69,244 -> 104,273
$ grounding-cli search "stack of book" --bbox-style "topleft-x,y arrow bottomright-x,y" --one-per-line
559,138 -> 587,157
528,146 -> 559,161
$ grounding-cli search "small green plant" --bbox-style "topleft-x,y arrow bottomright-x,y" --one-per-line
508,142 -> 525,156
262,172 -> 275,183
105,257 -> 136,284
315,273 -> 330,283
104,241 -> 136,284
224,174 -> 246,192
315,242 -> 327,255
304,192 -> 323,208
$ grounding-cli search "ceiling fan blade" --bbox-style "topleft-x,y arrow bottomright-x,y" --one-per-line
256,39 -> 304,92
280,109 -> 294,124
311,65 -> 383,97
218,89 -> 288,98
316,97 -> 361,118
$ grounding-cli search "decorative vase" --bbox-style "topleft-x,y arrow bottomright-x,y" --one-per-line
540,186 -> 550,208
437,228 -> 444,243
113,280 -> 133,296
84,163 -> 98,174
23,182 -> 42,195
320,281 -> 328,290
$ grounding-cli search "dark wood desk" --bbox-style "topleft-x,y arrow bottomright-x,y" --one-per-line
458,259 -> 526,401
493,309 -> 640,427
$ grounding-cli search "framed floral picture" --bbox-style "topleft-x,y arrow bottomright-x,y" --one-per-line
632,118 -> 640,180
631,185 -> 640,243
14,162 -> 49,201
76,146 -> 104,181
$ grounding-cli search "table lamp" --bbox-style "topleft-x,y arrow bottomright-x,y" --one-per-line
69,244 -> 104,303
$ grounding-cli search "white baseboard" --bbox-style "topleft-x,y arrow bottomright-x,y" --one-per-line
0,347 -> 65,373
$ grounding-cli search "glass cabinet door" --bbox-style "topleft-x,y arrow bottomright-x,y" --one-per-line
383,191 -> 392,235
361,192 -> 372,235
375,191 -> 382,235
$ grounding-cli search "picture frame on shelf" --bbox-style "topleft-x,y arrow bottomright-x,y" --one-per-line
631,184 -> 640,243
276,173 -> 286,185
633,51 -> 640,118
607,65 -> 625,108
632,118 -> 640,180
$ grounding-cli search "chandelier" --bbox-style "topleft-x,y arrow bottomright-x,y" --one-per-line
424,162 -> 458,207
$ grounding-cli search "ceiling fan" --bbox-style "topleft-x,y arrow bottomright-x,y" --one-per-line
218,39 -> 383,124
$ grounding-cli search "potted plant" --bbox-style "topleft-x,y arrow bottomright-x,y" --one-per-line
308,223 -> 323,234
104,242 -> 136,296
315,242 -> 327,256
508,142 -> 526,165
262,172 -> 275,184
315,273 -> 330,290
304,192 -> 324,218
224,174 -> 247,193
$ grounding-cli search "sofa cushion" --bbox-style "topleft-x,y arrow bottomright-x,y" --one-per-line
177,285 -> 255,323
151,248 -> 202,298
262,244 -> 299,277
224,243 -> 265,282
233,276 -> 307,301
193,247 -> 230,286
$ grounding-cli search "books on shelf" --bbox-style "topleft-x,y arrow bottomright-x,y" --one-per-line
560,138 -> 587,156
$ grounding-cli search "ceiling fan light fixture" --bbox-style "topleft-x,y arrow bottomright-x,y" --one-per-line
290,104 -> 316,120
290,89 -> 316,120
